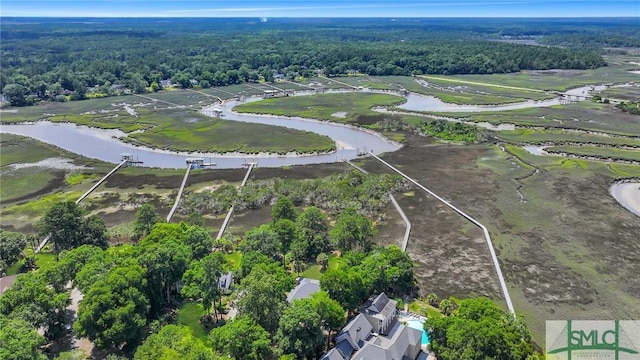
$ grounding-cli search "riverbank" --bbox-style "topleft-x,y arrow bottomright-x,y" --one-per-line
610,182 -> 640,217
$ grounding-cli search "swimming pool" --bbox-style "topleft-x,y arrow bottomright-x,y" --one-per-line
406,319 -> 430,345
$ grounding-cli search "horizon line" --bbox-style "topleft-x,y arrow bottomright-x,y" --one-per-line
1,15 -> 639,18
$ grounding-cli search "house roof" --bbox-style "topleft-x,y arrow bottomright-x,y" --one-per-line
322,348 -> 347,360
323,313 -> 373,360
286,278 -> 320,302
321,292 -> 422,360
363,292 -> 397,322
339,314 -> 373,349
350,322 -> 422,360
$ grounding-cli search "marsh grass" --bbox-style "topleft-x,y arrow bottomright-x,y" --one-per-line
546,145 -> 640,162
234,92 -> 404,122
496,129 -> 640,147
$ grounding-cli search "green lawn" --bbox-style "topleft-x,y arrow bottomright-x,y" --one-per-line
5,252 -> 57,276
176,302 -> 208,342
5,260 -> 24,276
223,252 -> 242,270
300,254 -> 345,280
300,265 -> 322,280
408,300 -> 442,319
35,252 -> 56,271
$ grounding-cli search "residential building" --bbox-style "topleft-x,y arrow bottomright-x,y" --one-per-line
321,292 -> 424,360
286,277 -> 321,303
362,292 -> 397,335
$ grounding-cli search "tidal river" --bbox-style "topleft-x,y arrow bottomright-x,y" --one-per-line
0,101 -> 399,169
0,85 -> 607,169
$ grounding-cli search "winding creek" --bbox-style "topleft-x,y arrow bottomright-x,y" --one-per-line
2,83 -> 639,216
1,84 -> 607,169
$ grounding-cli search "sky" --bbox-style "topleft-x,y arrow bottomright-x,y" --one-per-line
1,0 -> 639,18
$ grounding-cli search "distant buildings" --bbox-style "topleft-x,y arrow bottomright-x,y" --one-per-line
321,292 -> 425,360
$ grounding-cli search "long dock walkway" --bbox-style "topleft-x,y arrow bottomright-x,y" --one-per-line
166,165 -> 192,222
35,159 -> 128,254
345,160 -> 412,251
75,159 -> 128,204
368,153 -> 515,316
215,162 -> 256,240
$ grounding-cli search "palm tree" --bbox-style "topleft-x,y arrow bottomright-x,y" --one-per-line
439,298 -> 456,316
426,293 -> 438,307
316,253 -> 329,272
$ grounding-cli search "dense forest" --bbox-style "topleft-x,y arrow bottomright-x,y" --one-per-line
0,17 -> 620,106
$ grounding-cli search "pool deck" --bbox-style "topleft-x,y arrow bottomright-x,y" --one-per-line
397,310 -> 427,322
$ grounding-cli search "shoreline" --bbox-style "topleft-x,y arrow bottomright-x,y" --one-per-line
610,182 -> 640,217
1,120 -> 342,159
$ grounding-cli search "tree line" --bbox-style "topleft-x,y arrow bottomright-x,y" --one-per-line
182,171 -> 410,218
0,183 -> 542,359
1,18 -> 607,106
0,172 -> 414,359
420,119 -> 487,144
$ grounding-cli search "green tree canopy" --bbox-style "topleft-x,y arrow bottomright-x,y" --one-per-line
296,206 -> 329,260
237,263 -> 295,334
358,246 -> 414,295
132,203 -> 161,240
275,299 -> 324,360
271,197 -> 297,223
320,268 -> 365,315
426,297 -> 536,360
74,260 -> 150,349
0,315 -> 47,360
0,271 -> 70,341
138,224 -> 192,312
320,246 -> 413,313
0,229 -> 27,273
329,207 -> 376,252
2,84 -> 31,106
45,245 -> 104,291
73,245 -> 137,293
184,225 -> 214,260
238,251 -> 278,280
272,218 -> 299,256
241,224 -> 281,258
134,325 -> 218,360
209,316 -> 274,360
38,201 -> 108,255
310,290 -> 346,349
181,252 -> 228,320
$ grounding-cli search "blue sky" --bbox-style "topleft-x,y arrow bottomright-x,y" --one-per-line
1,0 -> 638,17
